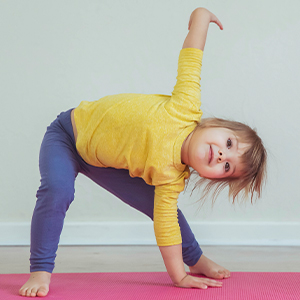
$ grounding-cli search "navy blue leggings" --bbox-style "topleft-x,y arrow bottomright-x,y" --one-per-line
30,109 -> 202,273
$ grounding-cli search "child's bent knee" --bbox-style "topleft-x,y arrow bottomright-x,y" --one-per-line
36,181 -> 75,211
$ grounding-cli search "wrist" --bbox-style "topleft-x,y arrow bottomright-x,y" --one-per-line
159,244 -> 187,284
174,273 -> 189,286
171,271 -> 188,285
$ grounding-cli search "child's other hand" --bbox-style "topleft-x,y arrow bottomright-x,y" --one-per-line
188,8 -> 223,31
175,274 -> 223,289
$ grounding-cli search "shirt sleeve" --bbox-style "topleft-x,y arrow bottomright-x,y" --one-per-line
153,172 -> 188,246
165,48 -> 203,120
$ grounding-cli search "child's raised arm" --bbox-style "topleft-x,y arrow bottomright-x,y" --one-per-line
159,8 -> 224,289
182,8 -> 223,50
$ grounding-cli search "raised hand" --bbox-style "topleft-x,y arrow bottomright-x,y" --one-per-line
183,7 -> 223,50
188,8 -> 223,31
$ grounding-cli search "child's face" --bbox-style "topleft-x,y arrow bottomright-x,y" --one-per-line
187,127 -> 248,179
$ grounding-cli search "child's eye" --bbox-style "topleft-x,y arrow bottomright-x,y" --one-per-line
227,138 -> 232,148
225,162 -> 230,172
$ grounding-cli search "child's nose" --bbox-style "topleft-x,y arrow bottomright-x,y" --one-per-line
218,150 -> 226,162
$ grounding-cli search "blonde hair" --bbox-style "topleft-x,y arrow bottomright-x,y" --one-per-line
189,118 -> 267,204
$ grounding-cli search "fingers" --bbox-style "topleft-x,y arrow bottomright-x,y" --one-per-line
216,20 -> 224,30
212,17 -> 223,30
209,11 -> 223,30
197,277 -> 223,288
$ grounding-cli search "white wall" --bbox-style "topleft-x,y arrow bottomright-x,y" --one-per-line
1,0 -> 299,246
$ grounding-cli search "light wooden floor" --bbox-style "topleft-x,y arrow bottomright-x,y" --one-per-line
2,245 -> 300,274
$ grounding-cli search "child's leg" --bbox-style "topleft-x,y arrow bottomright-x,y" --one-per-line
20,110 -> 80,297
30,111 -> 80,273
82,167 -> 202,267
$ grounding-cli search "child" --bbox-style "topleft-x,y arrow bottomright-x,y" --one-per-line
19,7 -> 266,297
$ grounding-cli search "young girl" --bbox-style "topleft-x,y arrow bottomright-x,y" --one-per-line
19,7 -> 266,297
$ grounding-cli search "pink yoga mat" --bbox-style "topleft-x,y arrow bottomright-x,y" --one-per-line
1,272 -> 299,299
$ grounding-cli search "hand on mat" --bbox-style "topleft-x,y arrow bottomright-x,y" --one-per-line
176,274 -> 223,289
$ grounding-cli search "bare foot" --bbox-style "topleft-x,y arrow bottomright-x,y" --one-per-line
19,271 -> 51,297
189,254 -> 230,279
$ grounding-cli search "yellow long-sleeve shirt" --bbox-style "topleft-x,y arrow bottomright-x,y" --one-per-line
74,47 -> 203,246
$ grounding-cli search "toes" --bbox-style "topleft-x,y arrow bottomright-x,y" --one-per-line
24,287 -> 38,297
218,270 -> 231,279
30,287 -> 38,297
37,287 -> 49,297
19,286 -> 48,297
223,270 -> 231,278
26,288 -> 34,297
213,271 -> 224,279
19,287 -> 28,296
